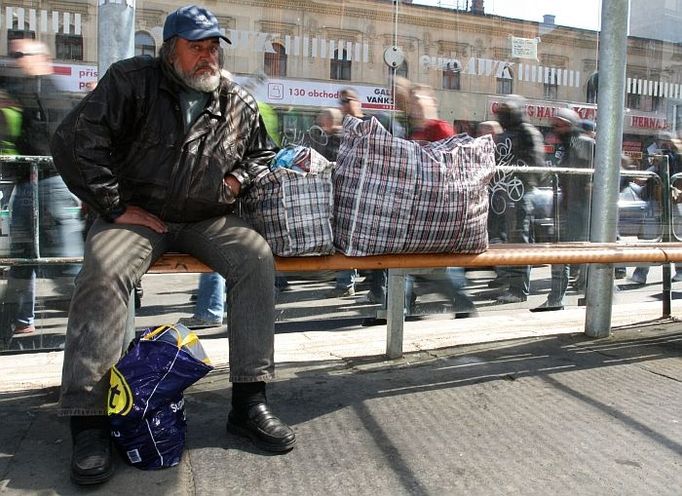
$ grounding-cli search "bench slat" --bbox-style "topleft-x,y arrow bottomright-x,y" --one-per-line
146,242 -> 682,274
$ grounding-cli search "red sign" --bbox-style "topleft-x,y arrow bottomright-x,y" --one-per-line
629,115 -> 667,130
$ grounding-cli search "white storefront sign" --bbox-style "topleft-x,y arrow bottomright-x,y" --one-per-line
510,36 -> 540,60
239,77 -> 394,110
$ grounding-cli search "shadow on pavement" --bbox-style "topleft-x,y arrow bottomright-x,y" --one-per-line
1,327 -> 680,495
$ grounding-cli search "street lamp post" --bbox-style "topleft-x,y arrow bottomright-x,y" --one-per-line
97,0 -> 136,80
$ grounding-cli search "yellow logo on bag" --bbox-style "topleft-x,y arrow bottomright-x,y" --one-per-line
108,366 -> 133,416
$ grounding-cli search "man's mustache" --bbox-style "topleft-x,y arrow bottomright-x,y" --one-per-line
194,62 -> 218,74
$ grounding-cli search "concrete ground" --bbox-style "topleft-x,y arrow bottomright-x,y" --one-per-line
0,267 -> 681,495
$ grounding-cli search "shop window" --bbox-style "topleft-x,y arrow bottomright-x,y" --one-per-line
56,33 -> 83,61
330,49 -> 351,81
135,31 -> 156,58
442,62 -> 461,90
586,73 -> 599,103
264,42 -> 287,77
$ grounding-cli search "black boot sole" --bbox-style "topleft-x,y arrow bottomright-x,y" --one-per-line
71,464 -> 115,486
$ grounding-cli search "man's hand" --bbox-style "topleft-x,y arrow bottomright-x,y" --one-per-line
223,175 -> 241,197
113,206 -> 167,233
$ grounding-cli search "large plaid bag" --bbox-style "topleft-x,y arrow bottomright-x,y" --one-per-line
241,147 -> 334,256
334,116 -> 495,255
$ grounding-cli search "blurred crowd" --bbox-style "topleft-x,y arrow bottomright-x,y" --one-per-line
2,46 -> 682,341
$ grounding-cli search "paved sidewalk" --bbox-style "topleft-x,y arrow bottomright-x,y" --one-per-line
0,313 -> 681,495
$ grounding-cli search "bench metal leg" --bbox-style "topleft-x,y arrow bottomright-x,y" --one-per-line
584,263 -> 613,338
386,268 -> 406,358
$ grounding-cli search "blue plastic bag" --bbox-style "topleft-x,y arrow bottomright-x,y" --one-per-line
107,324 -> 213,469
111,395 -> 187,470
271,145 -> 312,173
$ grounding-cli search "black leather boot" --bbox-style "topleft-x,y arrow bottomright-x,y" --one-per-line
70,416 -> 114,485
227,382 -> 296,453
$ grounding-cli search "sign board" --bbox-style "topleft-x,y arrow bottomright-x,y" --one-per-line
510,36 -> 540,60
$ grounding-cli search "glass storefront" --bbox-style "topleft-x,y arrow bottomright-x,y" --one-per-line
1,0 -> 682,351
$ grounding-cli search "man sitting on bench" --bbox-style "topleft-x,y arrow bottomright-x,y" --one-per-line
50,5 -> 294,486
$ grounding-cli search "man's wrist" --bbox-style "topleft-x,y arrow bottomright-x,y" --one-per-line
105,205 -> 126,222
223,177 -> 238,204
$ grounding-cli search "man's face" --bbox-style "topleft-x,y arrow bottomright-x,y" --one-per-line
9,39 -> 52,77
551,117 -> 572,136
339,94 -> 362,117
173,37 -> 221,92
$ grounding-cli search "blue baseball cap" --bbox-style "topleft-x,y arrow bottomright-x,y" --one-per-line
163,5 -> 230,44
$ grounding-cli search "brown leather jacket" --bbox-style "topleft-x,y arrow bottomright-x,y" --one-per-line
51,56 -> 276,222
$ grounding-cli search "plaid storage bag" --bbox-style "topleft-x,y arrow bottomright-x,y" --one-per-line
241,146 -> 335,256
107,324 -> 213,469
334,116 -> 496,255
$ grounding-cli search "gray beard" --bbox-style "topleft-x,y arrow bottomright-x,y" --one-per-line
174,60 -> 220,93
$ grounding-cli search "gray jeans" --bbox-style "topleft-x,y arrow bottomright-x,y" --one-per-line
58,214 -> 275,416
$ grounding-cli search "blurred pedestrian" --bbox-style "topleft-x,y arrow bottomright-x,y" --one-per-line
330,88 -> 369,298
404,83 -> 477,317
492,96 -> 544,304
477,120 -> 503,139
629,132 -> 682,284
0,40 -> 84,342
531,108 -> 594,311
313,107 -> 344,161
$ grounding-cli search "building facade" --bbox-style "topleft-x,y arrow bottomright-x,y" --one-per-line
0,0 -> 680,156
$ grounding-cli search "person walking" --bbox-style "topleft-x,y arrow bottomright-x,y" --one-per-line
629,132 -> 682,284
531,108 -> 595,311
0,40 -> 84,342
492,97 -> 545,304
51,5 -> 295,485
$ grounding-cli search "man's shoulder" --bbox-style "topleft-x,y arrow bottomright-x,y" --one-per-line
219,79 -> 258,113
109,56 -> 160,78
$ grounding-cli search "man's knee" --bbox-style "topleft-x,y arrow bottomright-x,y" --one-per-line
233,229 -> 274,273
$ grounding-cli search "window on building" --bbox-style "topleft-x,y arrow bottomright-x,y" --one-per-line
330,49 -> 351,81
395,61 -> 408,79
135,31 -> 156,57
586,73 -> 599,103
442,62 -> 461,90
264,42 -> 287,77
56,33 -> 83,61
496,66 -> 513,95
544,71 -> 559,100
652,94 -> 661,112
7,18 -> 35,44
7,29 -> 35,43
643,94 -> 661,112
626,92 -> 641,110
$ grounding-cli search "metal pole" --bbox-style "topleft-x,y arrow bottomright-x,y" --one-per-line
584,0 -> 629,338
98,0 -> 135,348
660,155 -> 672,317
386,268 -> 406,358
97,0 -> 136,79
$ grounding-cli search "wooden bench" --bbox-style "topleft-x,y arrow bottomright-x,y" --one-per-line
147,242 -> 682,358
